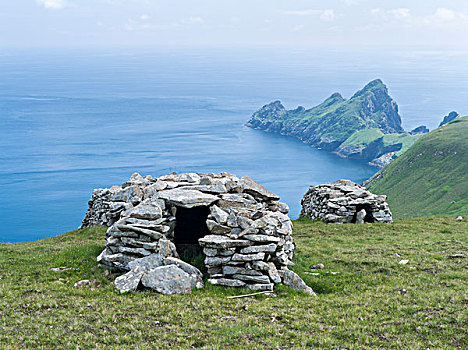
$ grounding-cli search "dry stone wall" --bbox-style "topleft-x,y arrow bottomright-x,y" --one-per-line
300,180 -> 393,224
82,172 -> 314,295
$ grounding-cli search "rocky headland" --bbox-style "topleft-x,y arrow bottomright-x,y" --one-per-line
246,79 -> 422,167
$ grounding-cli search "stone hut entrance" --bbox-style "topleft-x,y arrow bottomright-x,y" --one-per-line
174,206 -> 210,257
352,204 -> 375,223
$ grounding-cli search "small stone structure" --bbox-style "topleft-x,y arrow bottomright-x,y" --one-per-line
300,180 -> 393,224
82,172 -> 314,295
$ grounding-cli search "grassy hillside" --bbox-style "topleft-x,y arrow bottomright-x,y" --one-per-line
367,116 -> 468,218
1,218 -> 467,349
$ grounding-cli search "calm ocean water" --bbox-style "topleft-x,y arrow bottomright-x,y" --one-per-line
1,48 -> 467,242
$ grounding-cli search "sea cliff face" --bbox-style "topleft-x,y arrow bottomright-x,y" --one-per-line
246,79 -> 420,167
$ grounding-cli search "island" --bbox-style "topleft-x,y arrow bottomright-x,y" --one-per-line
246,79 -> 423,167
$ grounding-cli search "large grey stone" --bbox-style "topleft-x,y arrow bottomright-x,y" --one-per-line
231,252 -> 265,262
110,185 -> 143,204
210,205 -> 228,224
141,265 -> 192,295
128,253 -> 164,271
267,262 -> 281,283
198,235 -> 250,249
280,269 -> 316,296
115,268 -> 144,293
204,256 -> 232,266
206,220 -> 231,234
240,176 -> 280,200
222,265 -> 263,276
208,278 -> 246,287
246,283 -> 274,291
240,243 -> 277,254
163,257 -> 204,289
156,238 -> 179,258
232,274 -> 271,284
157,188 -> 218,208
243,235 -> 281,243
127,201 -> 162,220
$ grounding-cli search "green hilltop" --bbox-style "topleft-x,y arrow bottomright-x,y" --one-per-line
366,116 -> 468,218
247,79 -> 423,167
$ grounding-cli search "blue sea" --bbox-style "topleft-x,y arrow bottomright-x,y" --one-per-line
1,47 -> 467,242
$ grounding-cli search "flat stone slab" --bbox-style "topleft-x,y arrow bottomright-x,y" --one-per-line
141,265 -> 192,295
247,283 -> 274,291
127,201 -> 162,220
240,176 -> 280,200
198,235 -> 250,249
157,188 -> 218,208
231,252 -> 265,262
128,253 -> 164,271
242,235 -> 281,243
208,278 -> 246,287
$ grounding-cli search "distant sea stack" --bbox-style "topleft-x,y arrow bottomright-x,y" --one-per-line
410,125 -> 429,135
439,111 -> 460,127
246,79 -> 421,167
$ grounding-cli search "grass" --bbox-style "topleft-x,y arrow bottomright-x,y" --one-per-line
341,128 -> 384,147
368,116 -> 468,218
1,217 -> 467,349
381,133 -> 421,156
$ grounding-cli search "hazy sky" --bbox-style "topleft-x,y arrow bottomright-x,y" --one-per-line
2,0 -> 468,48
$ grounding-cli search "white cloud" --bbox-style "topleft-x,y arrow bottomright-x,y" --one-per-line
387,8 -> 411,20
36,0 -> 67,10
282,9 -> 336,22
371,7 -> 467,26
182,16 -> 204,24
433,8 -> 459,22
320,9 -> 336,22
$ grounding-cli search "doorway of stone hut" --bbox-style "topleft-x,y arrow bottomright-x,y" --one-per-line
352,204 -> 375,223
173,206 -> 210,262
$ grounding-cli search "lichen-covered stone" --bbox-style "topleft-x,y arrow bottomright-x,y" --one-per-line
280,268 -> 316,295
141,265 -> 192,295
114,268 -> 144,293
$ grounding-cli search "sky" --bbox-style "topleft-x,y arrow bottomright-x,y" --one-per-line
1,0 -> 468,48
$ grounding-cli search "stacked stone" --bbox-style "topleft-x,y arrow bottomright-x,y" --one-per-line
83,172 -> 314,295
199,201 -> 294,292
300,179 -> 393,224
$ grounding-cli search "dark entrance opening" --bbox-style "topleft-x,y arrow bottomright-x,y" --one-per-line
174,206 -> 210,257
352,204 -> 375,223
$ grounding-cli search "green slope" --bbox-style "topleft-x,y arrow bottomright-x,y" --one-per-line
366,116 -> 468,218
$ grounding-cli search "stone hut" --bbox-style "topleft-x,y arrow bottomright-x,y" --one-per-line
82,172 -> 314,295
300,180 -> 393,224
